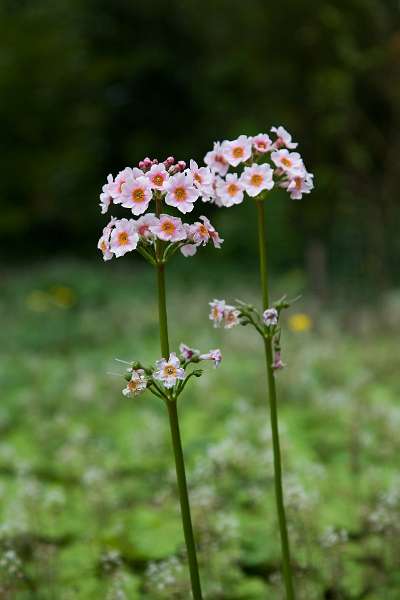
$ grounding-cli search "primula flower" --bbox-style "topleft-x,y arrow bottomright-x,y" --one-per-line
263,308 -> 279,327
271,126 -> 298,149
209,299 -> 226,326
154,352 -> 185,388
223,306 -> 240,329
97,234 -> 113,261
165,172 -> 199,214
284,172 -> 314,200
99,174 -> 114,214
199,349 -> 222,368
180,244 -> 198,257
204,142 -> 229,176
241,163 -> 274,197
200,216 -> 223,248
111,167 -> 141,202
216,173 -> 244,207
252,133 -> 272,153
122,369 -> 147,397
121,175 -> 153,215
222,135 -> 252,167
189,160 -> 213,197
179,343 -> 200,361
110,218 -> 139,257
149,214 -> 187,242
135,213 -> 159,240
271,149 -> 304,176
147,163 -> 169,190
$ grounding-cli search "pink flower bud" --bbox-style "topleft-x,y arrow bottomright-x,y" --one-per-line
164,156 -> 175,167
177,160 -> 186,171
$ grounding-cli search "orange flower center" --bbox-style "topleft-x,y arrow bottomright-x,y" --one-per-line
164,365 -> 177,377
258,141 -> 266,149
118,231 -> 129,245
295,177 -> 302,190
128,379 -> 139,391
198,224 -> 208,236
100,240 -> 107,252
212,307 -> 219,319
132,188 -> 145,203
232,147 -> 244,159
194,173 -> 202,184
161,221 -> 175,234
174,187 -> 187,201
250,174 -> 263,187
215,154 -> 226,164
281,157 -> 292,167
153,174 -> 164,186
227,183 -> 239,196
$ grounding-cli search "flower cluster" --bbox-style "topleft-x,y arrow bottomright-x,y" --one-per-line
120,344 -> 222,401
98,156 -> 223,262
204,126 -> 313,205
208,296 -> 296,371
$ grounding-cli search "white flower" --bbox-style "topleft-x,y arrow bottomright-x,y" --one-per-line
209,299 -> 226,326
122,369 -> 147,397
110,218 -> 139,257
179,343 -> 200,361
189,160 -> 214,197
97,234 -> 113,261
199,349 -> 222,368
134,213 -> 159,240
216,173 -> 244,207
99,174 -> 114,214
271,149 -> 304,176
252,133 -> 272,153
111,167 -> 142,203
263,308 -> 278,327
153,353 -> 185,388
241,163 -> 274,197
180,244 -> 198,257
284,172 -> 314,200
121,175 -> 153,215
204,141 -> 229,176
199,216 -> 223,248
223,306 -> 240,329
222,135 -> 252,167
271,126 -> 298,149
149,214 -> 187,242
147,164 -> 169,190
164,172 -> 200,214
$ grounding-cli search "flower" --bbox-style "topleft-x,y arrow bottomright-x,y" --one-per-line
123,369 -> 147,397
216,173 -> 244,207
153,353 -> 185,388
252,133 -> 272,153
271,149 -> 304,176
209,299 -> 226,326
241,163 -> 274,197
180,244 -> 198,257
164,172 -> 199,214
199,216 -> 223,248
110,218 -> 139,257
284,172 -> 314,200
147,163 -> 169,190
222,135 -> 252,167
223,306 -> 240,329
271,126 -> 298,149
272,350 -> 285,370
288,313 -> 312,332
134,213 -> 159,240
97,234 -> 113,261
121,175 -> 153,215
111,167 -> 141,202
179,343 -> 200,361
189,160 -> 213,197
200,349 -> 222,368
99,174 -> 114,214
263,308 -> 278,327
149,214 -> 187,242
204,141 -> 229,176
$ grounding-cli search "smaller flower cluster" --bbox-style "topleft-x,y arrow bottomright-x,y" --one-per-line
208,296 -> 295,371
120,344 -> 222,401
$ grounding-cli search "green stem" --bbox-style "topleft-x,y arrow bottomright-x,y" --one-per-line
155,258 -> 203,599
256,199 -> 296,600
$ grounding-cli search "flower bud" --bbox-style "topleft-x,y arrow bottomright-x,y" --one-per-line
177,160 -> 186,171
131,360 -> 141,370
164,156 -> 175,167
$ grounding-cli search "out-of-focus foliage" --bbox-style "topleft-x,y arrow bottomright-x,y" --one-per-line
1,261 -> 400,598
1,1 -> 399,287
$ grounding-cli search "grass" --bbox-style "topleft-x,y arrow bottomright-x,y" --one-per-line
0,258 -> 399,599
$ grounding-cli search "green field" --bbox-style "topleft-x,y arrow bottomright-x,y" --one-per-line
1,260 -> 399,599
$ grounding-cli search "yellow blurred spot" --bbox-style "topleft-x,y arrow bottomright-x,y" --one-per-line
288,312 -> 312,332
25,290 -> 51,312
50,286 -> 76,309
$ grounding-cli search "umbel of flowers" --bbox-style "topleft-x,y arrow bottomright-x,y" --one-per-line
204,126 -> 314,600
97,155 -> 225,600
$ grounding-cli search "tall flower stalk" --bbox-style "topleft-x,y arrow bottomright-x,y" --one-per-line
98,155 -> 225,600
205,126 -> 314,598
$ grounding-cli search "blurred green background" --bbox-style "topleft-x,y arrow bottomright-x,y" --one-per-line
1,1 -> 400,599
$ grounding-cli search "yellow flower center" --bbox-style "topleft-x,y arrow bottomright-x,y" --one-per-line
128,379 -> 139,391
281,157 -> 292,168
194,173 -> 202,184
212,307 -> 219,319
153,174 -> 163,186
232,147 -> 244,159
163,365 -> 177,377
132,188 -> 145,203
250,174 -> 263,187
118,231 -> 129,245
258,141 -> 266,149
215,154 -> 226,164
100,240 -> 107,252
175,187 -> 187,201
161,221 -> 175,234
198,224 -> 208,236
294,177 -> 302,190
227,183 -> 239,196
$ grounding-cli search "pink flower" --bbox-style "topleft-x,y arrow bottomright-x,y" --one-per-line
147,164 -> 169,191
263,308 -> 278,327
121,175 -> 153,215
222,135 -> 252,167
99,174 -> 114,214
97,234 -> 113,261
153,352 -> 185,388
199,216 -> 223,248
109,218 -> 139,257
200,349 -> 222,368
180,244 -> 198,257
179,343 -> 200,361
272,350 -> 285,370
223,306 -> 240,329
111,167 -> 142,203
187,221 -> 210,246
209,299 -> 226,326
204,142 -> 229,176
271,149 -> 304,176
189,160 -> 213,197
122,369 -> 147,397
149,214 -> 187,242
271,126 -> 298,149
165,172 -> 200,214
252,133 -> 272,153
134,213 -> 159,240
216,173 -> 244,207
241,163 -> 274,197
284,172 -> 314,200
